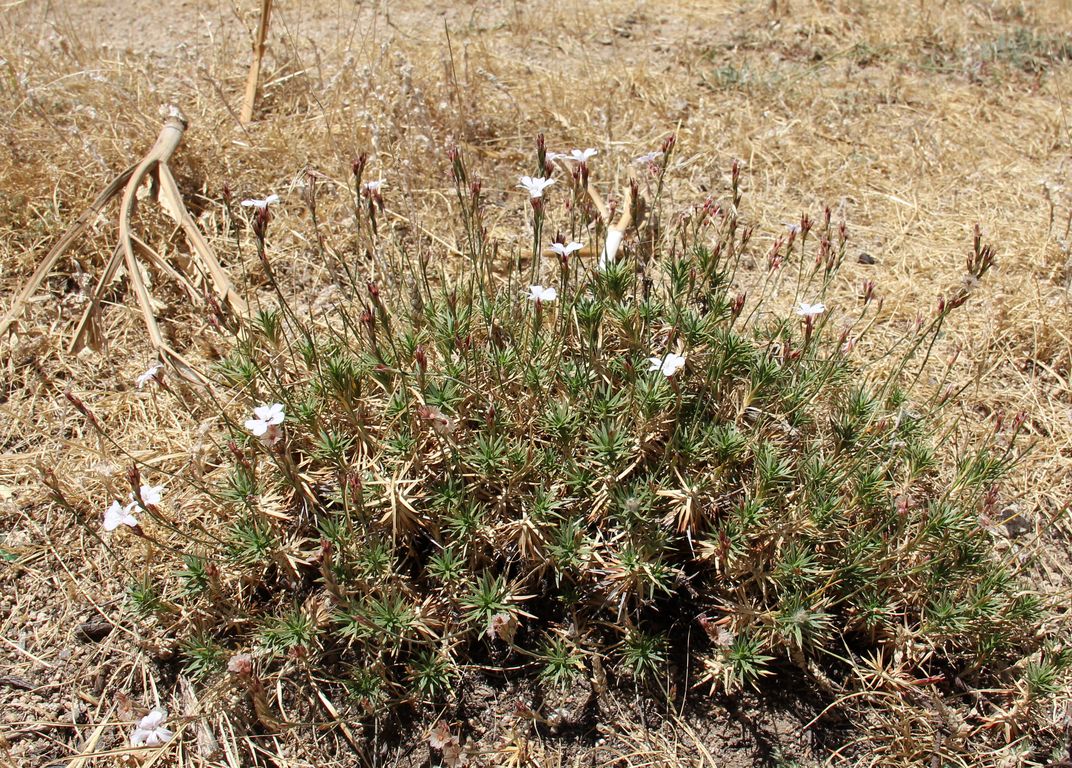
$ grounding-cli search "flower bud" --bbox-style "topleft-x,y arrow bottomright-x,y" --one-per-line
346,471 -> 362,500
65,391 -> 103,431
252,207 -> 270,241
351,153 -> 368,184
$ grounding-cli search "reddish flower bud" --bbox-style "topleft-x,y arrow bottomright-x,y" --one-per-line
127,464 -> 142,501
352,152 -> 368,183
65,391 -> 102,430
346,471 -> 362,499
252,206 -> 270,241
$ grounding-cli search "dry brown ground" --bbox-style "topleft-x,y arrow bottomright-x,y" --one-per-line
2,0 -> 1072,765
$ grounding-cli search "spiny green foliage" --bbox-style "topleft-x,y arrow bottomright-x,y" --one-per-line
123,146 -> 1060,742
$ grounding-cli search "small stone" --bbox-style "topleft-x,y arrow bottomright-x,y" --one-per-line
76,621 -> 113,642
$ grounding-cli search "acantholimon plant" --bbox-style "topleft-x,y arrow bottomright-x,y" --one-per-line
76,137 -> 1065,759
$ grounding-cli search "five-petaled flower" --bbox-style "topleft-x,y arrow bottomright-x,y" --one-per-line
240,194 -> 280,210
649,352 -> 687,378
136,362 -> 163,389
518,176 -> 555,199
136,484 -> 164,508
795,301 -> 826,318
634,151 -> 663,165
549,241 -> 584,258
565,148 -> 597,163
130,707 -> 173,748
363,179 -> 385,194
245,403 -> 285,437
104,500 -> 139,531
527,285 -> 557,303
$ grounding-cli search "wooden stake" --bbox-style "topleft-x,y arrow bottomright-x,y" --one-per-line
240,0 -> 274,124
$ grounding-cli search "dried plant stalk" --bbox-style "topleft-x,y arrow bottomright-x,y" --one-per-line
0,106 -> 247,382
240,0 -> 274,124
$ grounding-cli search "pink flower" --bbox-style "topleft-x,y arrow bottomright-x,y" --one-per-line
130,707 -> 173,748
245,403 -> 285,437
103,501 -> 139,531
134,484 -> 164,507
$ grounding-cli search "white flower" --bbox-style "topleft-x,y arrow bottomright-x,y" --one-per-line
567,148 -> 598,163
649,352 -> 687,378
130,707 -> 173,748
136,362 -> 162,389
137,484 -> 164,507
518,176 -> 555,199
633,151 -> 663,165
363,179 -> 385,193
795,301 -> 826,318
549,241 -> 584,258
245,403 -> 285,437
527,285 -> 557,303
103,501 -> 139,531
240,194 -> 280,210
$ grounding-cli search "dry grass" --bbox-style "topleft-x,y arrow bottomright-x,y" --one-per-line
2,0 -> 1072,765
